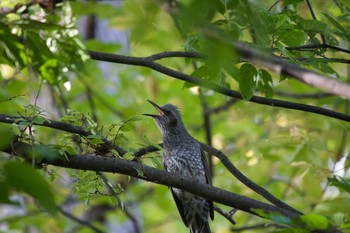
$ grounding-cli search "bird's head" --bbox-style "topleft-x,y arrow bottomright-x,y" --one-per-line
143,100 -> 183,132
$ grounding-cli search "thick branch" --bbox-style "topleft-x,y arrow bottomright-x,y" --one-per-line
40,153 -> 301,219
3,139 -> 299,219
88,51 -> 350,122
133,143 -> 302,216
90,38 -> 350,100
1,122 -> 341,232
200,143 -> 303,215
233,41 -> 350,99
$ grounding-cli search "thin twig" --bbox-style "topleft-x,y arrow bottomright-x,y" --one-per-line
34,80 -> 43,106
85,85 -> 98,123
306,0 -> 326,44
268,0 -> 283,11
286,44 -> 350,54
57,85 -> 70,111
98,172 -> 141,233
78,77 -> 126,119
208,98 -> 239,114
0,113 -> 128,156
59,207 -> 105,233
199,90 -> 214,177
146,51 -> 201,61
0,94 -> 25,103
232,223 -> 285,232
214,205 -> 236,225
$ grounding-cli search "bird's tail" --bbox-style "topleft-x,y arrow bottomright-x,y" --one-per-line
189,217 -> 211,233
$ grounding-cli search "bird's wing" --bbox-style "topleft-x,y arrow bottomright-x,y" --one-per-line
200,148 -> 214,220
200,147 -> 212,185
170,188 -> 189,227
164,162 -> 189,226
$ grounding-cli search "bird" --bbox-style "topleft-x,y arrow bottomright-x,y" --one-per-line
144,100 -> 214,233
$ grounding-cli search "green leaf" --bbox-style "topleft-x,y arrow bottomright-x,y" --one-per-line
0,22 -> 26,67
86,135 -> 104,145
70,1 -> 121,18
192,65 -> 210,79
224,0 -> 240,9
39,59 -> 60,85
322,13 -> 347,36
24,104 -> 42,114
238,63 -> 257,100
4,161 -> 57,214
278,30 -> 308,46
300,20 -> 328,34
275,229 -> 309,233
151,156 -> 163,169
273,14 -> 291,30
269,213 -> 293,225
258,69 -> 273,98
177,0 -> 215,33
13,19 -> 63,31
0,181 -> 17,205
31,144 -> 61,161
0,128 -> 15,150
283,0 -> 303,7
276,41 -> 297,62
299,214 -> 329,230
328,176 -> 350,193
85,39 -> 121,53
32,116 -> 46,125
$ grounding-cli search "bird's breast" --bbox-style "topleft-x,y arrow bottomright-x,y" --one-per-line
163,145 -> 206,182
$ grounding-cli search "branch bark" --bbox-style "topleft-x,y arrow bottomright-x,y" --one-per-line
3,137 -> 301,220
9,147 -> 300,219
0,111 -> 301,215
233,41 -> 350,99
89,39 -> 350,100
0,117 -> 342,232
88,50 -> 350,122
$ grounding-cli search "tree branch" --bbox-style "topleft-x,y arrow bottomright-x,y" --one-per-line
3,138 -> 301,220
286,44 -> 350,55
88,50 -> 350,122
305,0 -> 326,44
98,172 -> 141,233
0,114 -> 128,156
132,142 -> 302,215
213,205 -> 236,225
16,151 -> 301,219
1,119 -> 342,232
4,143 -> 340,232
146,51 -> 201,61
200,143 -> 303,215
58,207 -> 105,233
232,41 -> 350,99
274,91 -> 333,99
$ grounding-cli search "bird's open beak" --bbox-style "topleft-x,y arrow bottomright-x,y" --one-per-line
143,100 -> 165,118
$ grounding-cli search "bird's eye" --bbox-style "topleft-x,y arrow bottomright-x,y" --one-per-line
168,112 -> 177,126
161,109 -> 170,116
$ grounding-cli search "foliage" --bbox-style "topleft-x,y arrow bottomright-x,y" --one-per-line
0,0 -> 350,233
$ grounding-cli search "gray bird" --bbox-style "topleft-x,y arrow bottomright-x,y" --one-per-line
144,100 -> 214,233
